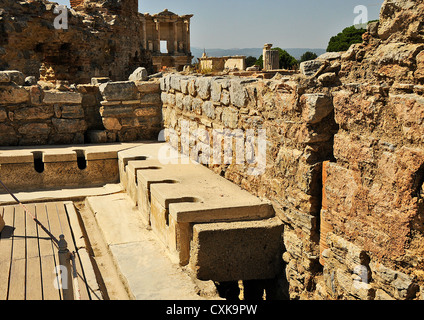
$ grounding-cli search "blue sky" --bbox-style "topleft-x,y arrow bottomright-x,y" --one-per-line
55,0 -> 384,49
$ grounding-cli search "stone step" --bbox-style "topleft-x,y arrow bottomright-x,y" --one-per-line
85,192 -> 211,300
118,143 -> 283,281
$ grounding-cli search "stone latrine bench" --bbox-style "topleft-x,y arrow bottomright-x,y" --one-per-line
0,143 -> 143,193
118,143 -> 283,282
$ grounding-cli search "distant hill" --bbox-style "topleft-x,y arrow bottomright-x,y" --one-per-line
191,47 -> 326,61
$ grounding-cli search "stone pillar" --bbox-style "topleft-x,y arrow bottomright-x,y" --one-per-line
155,19 -> 161,53
142,18 -> 147,50
263,44 -> 279,71
184,20 -> 191,55
173,22 -> 178,54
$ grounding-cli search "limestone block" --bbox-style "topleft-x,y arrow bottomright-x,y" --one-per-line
13,106 -> 54,120
229,79 -> 247,108
0,84 -> 30,104
140,93 -> 161,105
128,67 -> 148,82
300,60 -> 326,77
300,93 -> 333,124
52,118 -> 87,133
202,101 -> 215,119
370,261 -> 418,299
196,77 -> 211,100
136,82 -> 160,93
100,105 -> 134,117
99,81 -> 138,101
222,107 -> 238,128
170,75 -> 182,92
102,117 -> 122,130
43,91 -> 83,104
60,105 -> 84,119
189,217 -> 283,282
1,70 -> 25,85
211,80 -> 222,102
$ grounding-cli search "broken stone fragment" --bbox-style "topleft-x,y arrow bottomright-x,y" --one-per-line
300,60 -> 326,77
318,72 -> 337,85
24,76 -> 37,86
91,77 -> 111,85
301,93 -> 333,124
0,70 -> 25,85
129,67 -> 148,82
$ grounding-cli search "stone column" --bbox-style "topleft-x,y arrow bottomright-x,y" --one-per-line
142,18 -> 147,50
263,44 -> 279,71
184,20 -> 191,55
173,21 -> 178,54
154,19 -> 161,53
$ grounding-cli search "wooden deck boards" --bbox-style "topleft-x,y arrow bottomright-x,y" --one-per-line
0,201 -> 92,300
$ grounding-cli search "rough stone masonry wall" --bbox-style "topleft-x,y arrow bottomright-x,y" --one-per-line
0,0 -> 152,83
0,71 -> 162,145
160,0 -> 424,300
160,73 -> 339,299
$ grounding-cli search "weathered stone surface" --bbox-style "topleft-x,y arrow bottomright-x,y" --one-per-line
13,106 -> 54,121
301,93 -> 333,124
99,81 -> 138,101
102,117 -> 122,130
222,107 -> 238,128
300,60 -> 326,77
189,218 -> 283,282
0,84 -> 30,104
196,77 -> 211,100
1,70 -> 25,85
52,118 -> 87,133
43,91 -> 83,104
129,67 -> 148,82
60,105 -> 85,119
229,79 -> 247,108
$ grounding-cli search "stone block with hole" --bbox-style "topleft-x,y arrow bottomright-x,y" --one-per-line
189,218 -> 283,282
137,161 -> 274,266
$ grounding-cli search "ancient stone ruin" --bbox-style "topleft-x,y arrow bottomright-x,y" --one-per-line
0,0 -> 424,301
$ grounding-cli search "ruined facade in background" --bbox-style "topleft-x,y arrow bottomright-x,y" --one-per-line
0,0 -> 193,83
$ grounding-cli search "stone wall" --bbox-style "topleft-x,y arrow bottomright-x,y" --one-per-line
159,72 -> 339,299
0,70 -> 162,145
159,0 -> 424,298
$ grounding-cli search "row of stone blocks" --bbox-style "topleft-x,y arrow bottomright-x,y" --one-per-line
118,143 -> 283,282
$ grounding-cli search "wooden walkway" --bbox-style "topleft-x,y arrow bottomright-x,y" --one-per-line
0,201 -> 94,300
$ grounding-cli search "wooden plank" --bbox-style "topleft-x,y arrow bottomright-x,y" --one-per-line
56,202 -> 90,300
64,202 -> 93,300
25,204 -> 43,300
35,203 -> 61,300
45,202 -> 73,300
8,205 -> 26,300
0,206 -> 13,300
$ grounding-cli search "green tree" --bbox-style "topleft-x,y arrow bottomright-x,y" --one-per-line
300,51 -> 318,62
326,21 -> 379,53
245,56 -> 258,68
327,25 -> 365,52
